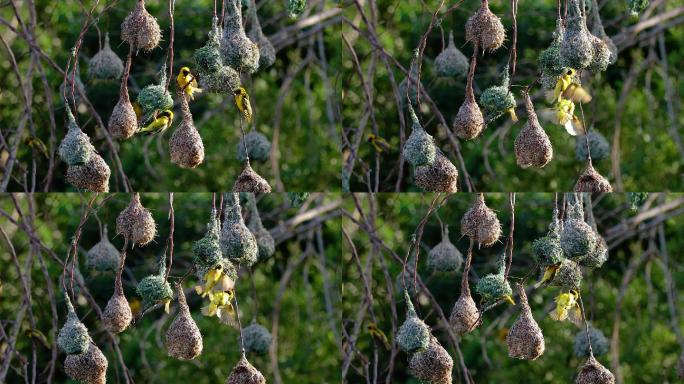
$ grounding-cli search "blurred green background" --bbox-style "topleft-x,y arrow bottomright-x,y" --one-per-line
0,192 -> 341,383
341,0 -> 684,191
0,0 -> 341,192
342,192 -> 684,383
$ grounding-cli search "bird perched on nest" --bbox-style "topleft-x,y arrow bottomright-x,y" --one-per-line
176,67 -> 202,100
139,110 -> 174,136
233,87 -> 253,123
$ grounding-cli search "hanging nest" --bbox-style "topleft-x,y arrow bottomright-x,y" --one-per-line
233,164 -> 272,193
64,343 -> 108,384
248,7 -> 276,69
403,104 -> 436,167
434,31 -> 469,78
532,208 -> 563,266
108,84 -> 138,140
580,234 -> 608,268
576,355 -> 615,384
449,292 -> 479,335
237,131 -> 271,163
561,2 -> 594,70
507,283 -> 545,360
247,196 -> 275,261
193,209 -> 223,268
461,194 -> 501,247
465,0 -> 505,52
226,353 -> 266,384
480,71 -> 517,122
116,193 -> 156,247
515,92 -> 553,168
195,18 -> 241,93
137,68 -> 173,118
539,20 -> 566,85
66,153 -> 110,192
58,296 -> 92,355
89,33 -> 124,80
453,50 -> 484,140
561,201 -> 596,261
551,258 -> 582,289
221,0 -> 260,74
287,0 -> 307,19
59,108 -> 94,166
575,163 -> 613,193
396,291 -> 431,353
475,254 -> 512,304
427,227 -> 463,272
242,323 -> 272,354
102,290 -> 132,334
221,193 -> 258,267
166,285 -> 203,360
121,0 -> 161,52
576,131 -> 610,161
136,259 -> 173,310
587,34 -> 611,73
574,325 -> 609,357
408,336 -> 454,384
170,90 -> 205,169
86,226 -> 120,271
414,151 -> 459,193
591,9 -> 617,64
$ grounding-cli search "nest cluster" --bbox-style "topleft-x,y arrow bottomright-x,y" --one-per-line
507,284 -> 545,360
121,0 -> 161,52
396,294 -> 431,353
414,152 -> 459,193
465,0 -> 505,52
195,19 -> 241,93
237,131 -> 271,163
515,93 -> 553,168
427,228 -> 463,272
574,325 -> 609,357
166,287 -> 203,360
116,193 -> 156,247
552,258 -> 583,289
404,105 -> 436,167
408,337 -> 454,384
86,227 -> 120,271
576,355 -> 615,384
221,193 -> 258,267
242,323 -> 272,354
434,31 -> 469,78
561,204 -> 596,262
461,194 -> 501,247
170,91 -> 205,169
560,1 -> 613,73
227,354 -> 266,384
88,34 -> 124,80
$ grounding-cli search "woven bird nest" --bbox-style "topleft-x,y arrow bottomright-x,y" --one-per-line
449,291 -> 479,335
532,207 -> 563,266
86,226 -> 120,271
64,343 -> 108,384
507,283 -> 545,360
576,355 -> 615,384
247,196 -> 275,261
66,153 -> 111,192
396,291 -> 431,353
561,201 -> 596,261
242,323 -> 272,354
121,0 -> 161,52
170,90 -> 205,169
574,163 -> 613,193
427,227 -> 463,272
102,290 -> 132,334
515,92 -> 553,168
116,193 -> 156,247
136,259 -> 173,310
108,83 -> 138,140
480,71 -> 517,122
561,1 -> 594,70
195,18 -> 241,93
453,75 -> 485,140
248,6 -> 275,69
414,151 -> 459,193
237,131 -> 271,163
435,30 -> 469,78
233,164 -> 272,193
404,104 -> 436,167
465,0 -> 505,52
59,108 -> 95,167
576,131 -> 610,161
221,0 -> 260,74
137,68 -> 173,118
408,336 -> 454,384
58,296 -> 92,355
551,258 -> 583,290
193,209 -> 223,268
461,194 -> 501,247
166,285 -> 203,360
574,325 -> 609,357
587,34 -> 611,73
221,193 -> 258,267
226,353 -> 266,384
539,20 -> 566,83
89,33 -> 124,80
475,254 -> 512,304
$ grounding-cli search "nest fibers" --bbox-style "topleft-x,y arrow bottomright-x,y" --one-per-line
166,285 -> 203,360
64,343 -> 108,384
532,209 -> 563,266
170,90 -> 204,169
561,201 -> 596,261
59,108 -> 95,166
86,226 -> 120,271
108,80 -> 138,140
480,71 -> 517,122
427,227 -> 463,272
403,103 -> 436,167
102,263 -> 132,334
193,209 -> 223,268
221,0 -> 260,74
116,193 -> 156,247
237,131 -> 271,163
515,93 -> 553,168
587,34 -> 611,73
475,254 -> 512,304
195,18 -> 240,93
227,353 -> 266,384
576,355 -> 615,384
247,195 -> 275,261
58,296 -> 92,355
89,33 -> 124,80
233,164 -> 272,193
248,6 -> 276,69
561,2 -> 594,70
408,336 -> 454,384
66,153 -> 111,192
507,283 -> 545,360
576,131 -> 610,161
121,0 -> 161,52
137,68 -> 173,118
539,20 -> 566,84
221,193 -> 258,267
574,325 -> 609,357
574,163 -> 613,193
461,194 -> 501,247
465,0 -> 505,52
434,31 -> 469,78
580,234 -> 608,268
414,151 -> 459,193
136,260 -> 173,310
396,291 -> 431,353
551,258 -> 583,290
453,56 -> 484,140
242,323 -> 272,354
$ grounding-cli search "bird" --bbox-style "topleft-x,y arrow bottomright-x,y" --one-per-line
548,68 -> 592,104
24,136 -> 48,159
176,66 -> 202,100
554,99 -> 585,136
538,263 -> 561,286
138,110 -> 174,135
202,290 -> 238,327
233,87 -> 253,123
367,134 -> 391,153
132,101 -> 143,121
550,290 -> 582,324
367,322 -> 391,350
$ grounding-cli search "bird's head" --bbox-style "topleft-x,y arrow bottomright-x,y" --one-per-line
180,67 -> 191,76
565,68 -> 575,77
161,110 -> 174,124
234,87 -> 248,97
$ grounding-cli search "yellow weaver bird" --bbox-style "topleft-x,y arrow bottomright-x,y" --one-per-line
233,87 -> 253,123
367,134 -> 391,153
24,136 -> 48,159
554,99 -> 585,136
367,322 -> 391,350
547,68 -> 592,104
202,290 -> 238,327
139,110 -> 173,136
538,263 -> 561,286
133,101 -> 143,120
550,290 -> 582,324
176,66 -> 202,100
195,265 -> 235,297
